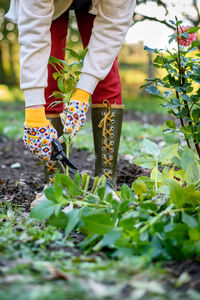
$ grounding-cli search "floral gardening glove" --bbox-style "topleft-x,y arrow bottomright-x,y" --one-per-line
24,107 -> 58,161
62,89 -> 90,137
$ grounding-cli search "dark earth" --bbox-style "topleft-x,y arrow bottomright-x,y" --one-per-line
0,109 -> 199,294
0,134 -> 150,211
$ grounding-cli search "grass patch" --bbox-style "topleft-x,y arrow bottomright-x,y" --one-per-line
72,121 -> 167,156
0,102 -> 24,139
0,101 -> 175,156
123,96 -> 166,115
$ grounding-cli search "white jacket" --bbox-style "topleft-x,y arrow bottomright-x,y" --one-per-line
5,0 -> 136,107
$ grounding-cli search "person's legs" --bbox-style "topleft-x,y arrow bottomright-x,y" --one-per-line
75,8 -> 122,105
44,11 -> 69,115
76,8 -> 123,196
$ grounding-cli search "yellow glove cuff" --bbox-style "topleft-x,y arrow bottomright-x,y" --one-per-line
25,107 -> 49,128
71,89 -> 90,103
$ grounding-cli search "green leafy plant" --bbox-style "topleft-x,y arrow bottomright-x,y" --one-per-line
31,139 -> 200,262
49,47 -> 88,105
49,48 -> 88,175
142,18 -> 200,157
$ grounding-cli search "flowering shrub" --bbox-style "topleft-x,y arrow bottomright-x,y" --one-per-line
143,18 -> 200,157
176,25 -> 197,46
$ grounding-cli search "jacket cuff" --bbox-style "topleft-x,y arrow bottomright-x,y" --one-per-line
24,88 -> 46,107
76,73 -> 100,94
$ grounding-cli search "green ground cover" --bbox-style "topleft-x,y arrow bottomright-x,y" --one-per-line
0,208 -> 199,300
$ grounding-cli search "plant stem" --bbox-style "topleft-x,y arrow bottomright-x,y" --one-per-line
175,22 -> 191,148
195,143 -> 200,158
175,21 -> 200,155
182,77 -> 200,158
155,160 -> 158,192
176,91 -> 191,149
139,203 -> 174,234
69,199 -> 108,208
83,174 -> 91,196
66,138 -> 71,176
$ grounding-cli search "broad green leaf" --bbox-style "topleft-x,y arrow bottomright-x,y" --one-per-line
150,167 -> 162,183
182,240 -> 196,258
189,227 -> 200,241
54,172 -> 63,200
121,184 -> 131,201
49,56 -> 65,66
112,247 -> 134,258
185,163 -> 197,185
134,155 -> 155,169
65,209 -> 81,236
169,34 -> 176,44
102,229 -> 122,247
143,138 -> 160,159
180,147 -> 196,171
159,144 -> 179,164
161,167 -> 175,184
145,85 -> 160,96
74,172 -> 81,185
79,46 -> 88,60
78,234 -> 100,250
119,211 -> 139,230
65,48 -> 81,60
192,108 -> 200,121
169,180 -> 200,207
181,94 -> 191,102
150,235 -> 163,259
165,223 -> 188,243
58,77 -> 65,93
191,41 -> 200,48
169,180 -> 185,208
182,212 -> 198,228
82,212 -> 115,235
165,120 -> 176,129
163,90 -> 172,98
60,175 -> 82,196
132,179 -> 147,195
154,55 -> 164,65
48,212 -> 67,229
97,187 -> 105,201
186,27 -> 200,33
30,200 -> 56,220
44,187 -> 57,202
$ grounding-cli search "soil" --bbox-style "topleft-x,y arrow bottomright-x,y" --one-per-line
165,260 -> 200,292
0,134 -> 149,211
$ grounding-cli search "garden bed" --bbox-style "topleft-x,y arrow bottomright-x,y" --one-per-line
0,134 -> 149,211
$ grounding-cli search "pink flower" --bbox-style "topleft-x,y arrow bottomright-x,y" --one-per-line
175,26 -> 197,46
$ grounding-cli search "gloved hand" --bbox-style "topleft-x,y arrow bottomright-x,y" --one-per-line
24,107 -> 58,161
63,89 -> 90,136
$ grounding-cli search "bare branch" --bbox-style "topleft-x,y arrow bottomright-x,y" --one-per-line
133,13 -> 175,30
134,0 -> 200,30
193,0 -> 200,22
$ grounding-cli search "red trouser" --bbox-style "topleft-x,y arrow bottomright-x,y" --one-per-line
45,7 -> 122,114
